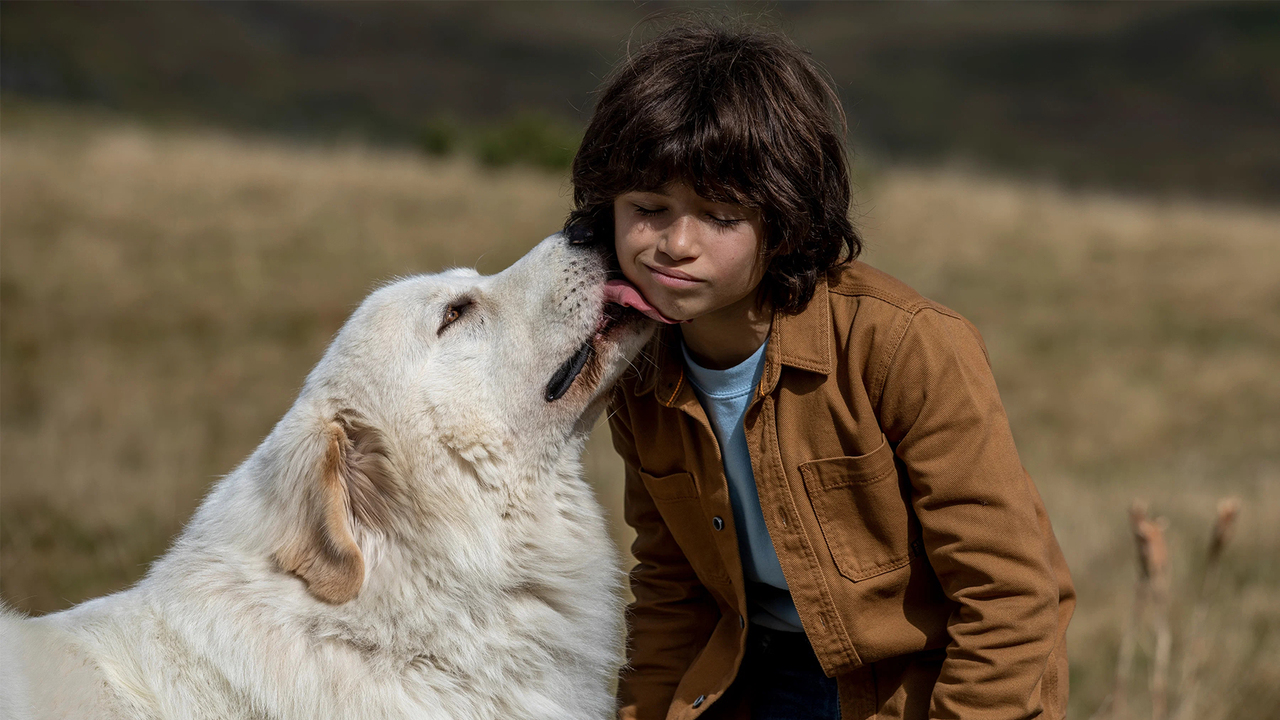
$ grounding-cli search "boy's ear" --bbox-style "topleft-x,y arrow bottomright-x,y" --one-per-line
274,411 -> 397,604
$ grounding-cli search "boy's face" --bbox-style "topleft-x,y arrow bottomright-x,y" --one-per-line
613,182 -> 767,323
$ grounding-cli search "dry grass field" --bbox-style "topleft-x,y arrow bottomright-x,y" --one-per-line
3,106 -> 1278,718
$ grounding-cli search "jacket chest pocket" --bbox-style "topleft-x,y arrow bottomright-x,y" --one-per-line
639,470 -> 732,585
799,437 -> 920,582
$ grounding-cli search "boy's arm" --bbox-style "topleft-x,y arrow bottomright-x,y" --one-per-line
610,402 -> 720,720
874,307 -> 1061,720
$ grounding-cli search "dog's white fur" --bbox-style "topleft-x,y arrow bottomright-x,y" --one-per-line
0,234 -> 653,720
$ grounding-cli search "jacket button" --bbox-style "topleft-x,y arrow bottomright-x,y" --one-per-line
712,516 -> 724,531
692,695 -> 705,709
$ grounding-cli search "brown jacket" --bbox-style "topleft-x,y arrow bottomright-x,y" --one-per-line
609,260 -> 1075,720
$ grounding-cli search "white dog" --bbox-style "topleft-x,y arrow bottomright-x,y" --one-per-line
0,233 -> 666,720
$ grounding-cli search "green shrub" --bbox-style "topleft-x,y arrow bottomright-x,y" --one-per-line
474,111 -> 580,171
416,118 -> 458,157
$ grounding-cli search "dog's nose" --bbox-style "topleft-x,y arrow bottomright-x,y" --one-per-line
565,224 -> 594,246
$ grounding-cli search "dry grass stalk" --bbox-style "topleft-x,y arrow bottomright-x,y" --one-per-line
1171,498 -> 1241,720
1097,498 -> 1243,720
1142,512 -> 1173,720
1094,501 -> 1172,720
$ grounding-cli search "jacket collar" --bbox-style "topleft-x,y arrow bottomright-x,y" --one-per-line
634,274 -> 833,406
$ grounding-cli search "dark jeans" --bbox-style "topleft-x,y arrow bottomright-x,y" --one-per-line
737,625 -> 840,720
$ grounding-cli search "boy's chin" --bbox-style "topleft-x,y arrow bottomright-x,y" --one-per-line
647,295 -> 694,324
623,277 -> 687,323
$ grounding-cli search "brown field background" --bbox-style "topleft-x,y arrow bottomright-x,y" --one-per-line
3,105 -> 1279,717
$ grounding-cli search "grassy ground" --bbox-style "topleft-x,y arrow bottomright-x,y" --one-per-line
3,107 -> 1277,718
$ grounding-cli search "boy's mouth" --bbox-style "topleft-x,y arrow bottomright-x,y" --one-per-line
602,279 -> 682,324
643,264 -> 704,292
646,264 -> 698,282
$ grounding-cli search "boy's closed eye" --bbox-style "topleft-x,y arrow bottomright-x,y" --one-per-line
630,203 -> 747,229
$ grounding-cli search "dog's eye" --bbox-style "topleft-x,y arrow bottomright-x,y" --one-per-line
438,299 -> 472,335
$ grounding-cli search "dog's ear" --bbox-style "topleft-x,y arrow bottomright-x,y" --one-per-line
274,412 -> 396,604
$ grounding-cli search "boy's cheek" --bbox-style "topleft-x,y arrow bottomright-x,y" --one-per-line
613,230 -> 672,308
612,237 -> 641,282
613,245 -> 670,312
618,261 -> 653,301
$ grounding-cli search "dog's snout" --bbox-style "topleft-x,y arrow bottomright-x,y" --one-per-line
565,224 -> 594,246
561,230 -> 622,280
556,231 -> 611,278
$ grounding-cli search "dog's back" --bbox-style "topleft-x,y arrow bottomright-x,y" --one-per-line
0,606 -> 35,720
2,597 -> 155,719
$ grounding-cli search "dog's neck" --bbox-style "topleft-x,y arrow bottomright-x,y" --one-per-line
149,428 -> 610,645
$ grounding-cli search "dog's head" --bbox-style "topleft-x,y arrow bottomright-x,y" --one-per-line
259,233 -> 655,604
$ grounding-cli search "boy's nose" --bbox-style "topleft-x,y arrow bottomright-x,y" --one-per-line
657,216 -> 698,261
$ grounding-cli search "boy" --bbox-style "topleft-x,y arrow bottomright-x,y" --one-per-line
565,23 -> 1074,720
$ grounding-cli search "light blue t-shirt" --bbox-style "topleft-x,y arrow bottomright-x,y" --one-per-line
681,339 -> 804,632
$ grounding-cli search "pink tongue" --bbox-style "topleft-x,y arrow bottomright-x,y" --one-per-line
603,280 -> 681,324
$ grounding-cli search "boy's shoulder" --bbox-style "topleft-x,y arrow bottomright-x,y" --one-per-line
824,259 -> 972,327
827,259 -> 937,315
820,260 -> 987,364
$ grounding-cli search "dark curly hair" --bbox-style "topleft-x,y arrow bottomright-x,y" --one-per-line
564,22 -> 861,314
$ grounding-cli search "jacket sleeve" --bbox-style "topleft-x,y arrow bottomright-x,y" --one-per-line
875,307 -> 1060,720
610,398 -> 720,720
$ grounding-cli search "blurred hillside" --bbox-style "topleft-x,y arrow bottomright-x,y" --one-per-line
3,1 -> 1278,200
